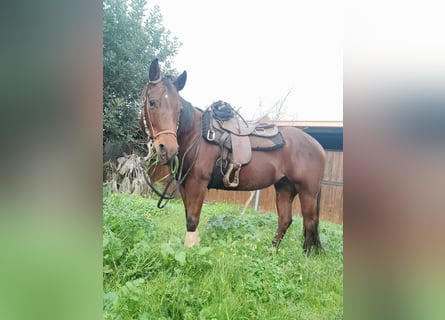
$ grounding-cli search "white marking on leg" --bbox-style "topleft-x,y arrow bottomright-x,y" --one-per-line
184,231 -> 200,247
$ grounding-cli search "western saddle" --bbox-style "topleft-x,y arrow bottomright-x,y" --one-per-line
202,101 -> 284,188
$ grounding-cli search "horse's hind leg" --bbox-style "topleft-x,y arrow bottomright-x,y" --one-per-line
272,179 -> 297,249
299,191 -> 322,254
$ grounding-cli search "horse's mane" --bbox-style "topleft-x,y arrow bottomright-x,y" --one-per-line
178,96 -> 195,134
160,75 -> 196,134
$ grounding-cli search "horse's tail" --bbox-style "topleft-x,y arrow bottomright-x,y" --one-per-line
316,188 -> 322,220
315,187 -> 324,252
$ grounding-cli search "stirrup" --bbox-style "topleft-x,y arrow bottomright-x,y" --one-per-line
223,162 -> 241,188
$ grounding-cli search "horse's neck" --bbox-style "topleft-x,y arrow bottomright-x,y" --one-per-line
177,106 -> 202,147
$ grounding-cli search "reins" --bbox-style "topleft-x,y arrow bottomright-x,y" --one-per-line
142,130 -> 201,208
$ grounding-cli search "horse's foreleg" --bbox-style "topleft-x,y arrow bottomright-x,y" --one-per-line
299,191 -> 322,255
179,180 -> 206,247
272,181 -> 297,249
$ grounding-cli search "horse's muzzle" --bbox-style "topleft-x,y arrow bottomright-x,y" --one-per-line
155,141 -> 178,165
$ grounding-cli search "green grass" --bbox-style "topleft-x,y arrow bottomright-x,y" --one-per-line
103,189 -> 343,319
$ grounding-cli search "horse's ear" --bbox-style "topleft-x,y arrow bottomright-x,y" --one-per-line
148,58 -> 161,82
174,71 -> 187,91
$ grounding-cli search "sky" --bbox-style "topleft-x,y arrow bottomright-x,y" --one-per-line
151,1 -> 343,121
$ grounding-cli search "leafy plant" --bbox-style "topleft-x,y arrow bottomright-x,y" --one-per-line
103,190 -> 343,319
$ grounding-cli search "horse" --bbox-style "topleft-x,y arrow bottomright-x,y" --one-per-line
140,58 -> 326,254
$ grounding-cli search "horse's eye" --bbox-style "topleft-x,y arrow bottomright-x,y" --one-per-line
149,100 -> 156,108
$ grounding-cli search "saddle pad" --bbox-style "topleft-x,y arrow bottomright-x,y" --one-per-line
249,133 -> 286,151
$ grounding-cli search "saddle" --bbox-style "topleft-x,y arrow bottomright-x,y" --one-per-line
202,101 -> 285,188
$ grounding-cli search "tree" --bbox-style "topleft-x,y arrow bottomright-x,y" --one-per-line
103,0 -> 181,143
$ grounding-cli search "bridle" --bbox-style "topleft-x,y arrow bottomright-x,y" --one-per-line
140,76 -> 202,208
141,78 -> 179,141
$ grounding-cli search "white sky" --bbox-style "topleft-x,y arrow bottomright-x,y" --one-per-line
152,0 -> 343,121
344,1 -> 445,81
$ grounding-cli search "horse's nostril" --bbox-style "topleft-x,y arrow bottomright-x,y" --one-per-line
159,143 -> 165,150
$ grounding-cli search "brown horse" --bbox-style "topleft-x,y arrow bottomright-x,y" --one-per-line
140,59 -> 326,254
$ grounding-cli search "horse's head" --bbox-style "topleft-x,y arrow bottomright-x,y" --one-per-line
141,58 -> 187,165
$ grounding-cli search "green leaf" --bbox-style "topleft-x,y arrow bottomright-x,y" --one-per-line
120,278 -> 145,301
103,291 -> 118,312
161,243 -> 175,257
198,247 -> 212,256
174,251 -> 186,266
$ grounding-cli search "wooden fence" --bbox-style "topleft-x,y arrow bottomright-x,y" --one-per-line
149,151 -> 343,224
